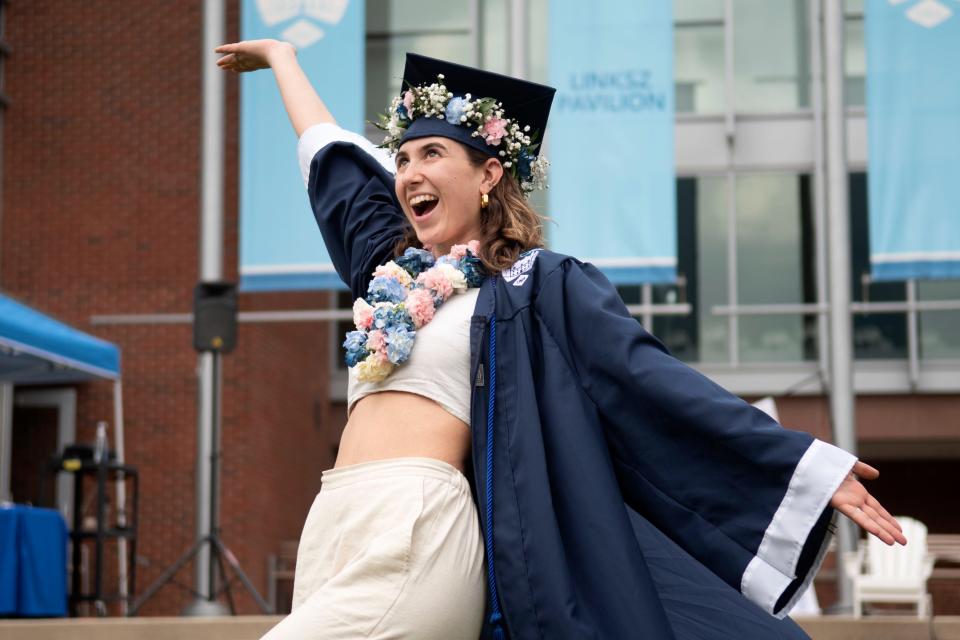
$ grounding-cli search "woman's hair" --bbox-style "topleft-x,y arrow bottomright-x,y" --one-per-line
392,144 -> 546,274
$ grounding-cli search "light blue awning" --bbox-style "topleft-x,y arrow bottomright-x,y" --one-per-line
0,293 -> 120,383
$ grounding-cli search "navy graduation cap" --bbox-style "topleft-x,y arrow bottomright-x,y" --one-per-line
374,53 -> 556,194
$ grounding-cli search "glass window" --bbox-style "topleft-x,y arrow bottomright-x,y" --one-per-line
735,174 -> 816,362
653,177 -> 730,363
733,0 -> 810,112
674,0 -> 725,114
366,33 -> 472,121
365,0 -> 511,131
365,0 -> 473,124
675,0 -> 811,113
845,0 -> 866,107
918,281 -> 960,359
848,173 -> 908,359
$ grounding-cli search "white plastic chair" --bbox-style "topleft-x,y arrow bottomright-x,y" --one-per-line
843,516 -> 935,618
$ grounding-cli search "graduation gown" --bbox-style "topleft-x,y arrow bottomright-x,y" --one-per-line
298,123 -> 857,639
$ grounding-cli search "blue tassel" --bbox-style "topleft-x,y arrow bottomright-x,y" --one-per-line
485,289 -> 506,639
490,611 -> 505,639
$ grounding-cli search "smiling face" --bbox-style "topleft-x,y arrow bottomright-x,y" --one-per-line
394,136 -> 503,256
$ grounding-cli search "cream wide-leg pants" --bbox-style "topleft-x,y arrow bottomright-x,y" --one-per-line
261,457 -> 486,639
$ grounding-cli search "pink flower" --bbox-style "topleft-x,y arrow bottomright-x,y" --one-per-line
416,268 -> 453,301
405,288 -> 435,328
353,298 -> 374,331
482,118 -> 508,145
367,329 -> 386,352
373,260 -> 413,287
467,240 -> 481,255
449,244 -> 469,261
403,90 -> 414,113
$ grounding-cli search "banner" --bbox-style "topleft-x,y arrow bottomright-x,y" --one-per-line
547,1 -> 676,284
240,0 -> 364,291
866,0 -> 960,280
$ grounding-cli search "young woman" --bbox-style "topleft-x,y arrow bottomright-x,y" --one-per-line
215,39 -> 906,640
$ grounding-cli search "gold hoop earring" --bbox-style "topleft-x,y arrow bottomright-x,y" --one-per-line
480,193 -> 489,209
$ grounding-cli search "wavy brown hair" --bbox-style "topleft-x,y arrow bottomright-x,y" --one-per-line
393,144 -> 546,274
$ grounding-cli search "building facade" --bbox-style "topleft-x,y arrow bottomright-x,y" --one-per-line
1,0 -> 957,617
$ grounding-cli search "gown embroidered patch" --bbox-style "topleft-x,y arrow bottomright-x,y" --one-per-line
502,249 -> 540,286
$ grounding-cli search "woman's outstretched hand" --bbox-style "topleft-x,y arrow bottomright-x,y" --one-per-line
830,461 -> 907,546
215,39 -> 295,73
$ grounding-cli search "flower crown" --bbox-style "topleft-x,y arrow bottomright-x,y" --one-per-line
374,74 -> 549,195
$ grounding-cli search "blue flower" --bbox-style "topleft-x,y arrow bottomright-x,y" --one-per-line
395,247 -> 435,278
396,103 -> 409,120
435,255 -> 458,267
445,97 -> 469,125
372,304 -> 414,332
517,148 -> 533,181
342,331 -> 368,367
367,276 -> 407,304
385,325 -> 416,364
459,255 -> 486,287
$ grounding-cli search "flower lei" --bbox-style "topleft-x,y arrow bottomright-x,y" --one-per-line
374,74 -> 549,196
343,242 -> 486,383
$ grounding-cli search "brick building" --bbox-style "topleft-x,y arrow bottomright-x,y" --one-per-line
1,0 -> 342,615
1,0 -> 958,619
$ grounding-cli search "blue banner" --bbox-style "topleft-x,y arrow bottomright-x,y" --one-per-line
866,0 -> 960,280
240,0 -> 364,291
547,1 -> 676,284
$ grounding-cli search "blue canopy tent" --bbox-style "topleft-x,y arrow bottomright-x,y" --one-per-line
0,293 -> 120,384
0,292 -> 129,608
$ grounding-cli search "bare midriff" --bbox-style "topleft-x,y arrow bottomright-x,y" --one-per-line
335,390 -> 471,472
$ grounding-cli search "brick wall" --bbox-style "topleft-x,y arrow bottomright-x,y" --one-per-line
3,0 -> 338,615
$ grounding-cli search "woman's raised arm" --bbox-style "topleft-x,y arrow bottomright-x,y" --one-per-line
215,39 -> 335,137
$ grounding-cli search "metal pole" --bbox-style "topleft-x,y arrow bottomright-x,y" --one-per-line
723,0 -> 739,366
809,0 -> 831,388
469,0 -> 481,67
906,279 -> 920,390
0,383 -> 12,502
509,0 -> 529,79
209,352 -> 223,593
193,0 -> 226,612
113,380 -> 129,614
823,0 -> 857,612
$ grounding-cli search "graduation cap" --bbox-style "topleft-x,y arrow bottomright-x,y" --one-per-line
396,53 -> 556,161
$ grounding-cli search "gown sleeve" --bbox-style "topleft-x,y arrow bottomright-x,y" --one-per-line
297,123 -> 408,298
533,257 -> 856,618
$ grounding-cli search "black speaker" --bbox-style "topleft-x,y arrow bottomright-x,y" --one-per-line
193,282 -> 237,353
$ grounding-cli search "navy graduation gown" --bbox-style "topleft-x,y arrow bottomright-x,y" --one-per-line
300,125 -> 856,639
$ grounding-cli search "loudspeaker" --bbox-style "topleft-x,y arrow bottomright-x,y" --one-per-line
193,282 -> 237,353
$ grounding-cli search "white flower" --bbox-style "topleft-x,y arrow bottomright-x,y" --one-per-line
435,263 -> 467,292
356,355 -> 394,382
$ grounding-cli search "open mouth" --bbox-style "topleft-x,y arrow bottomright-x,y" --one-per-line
409,194 -> 439,219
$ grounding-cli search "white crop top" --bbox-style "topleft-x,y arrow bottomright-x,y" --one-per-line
348,288 -> 479,426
